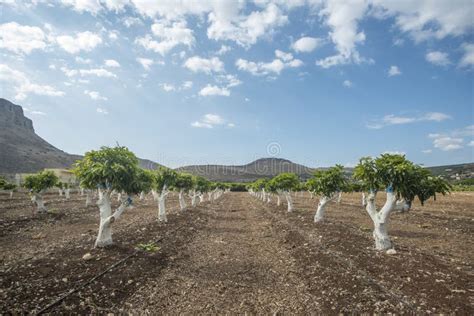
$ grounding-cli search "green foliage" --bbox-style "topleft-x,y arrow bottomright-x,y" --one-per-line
354,154 -> 451,204
174,173 -> 194,191
135,169 -> 155,193
23,170 -> 59,193
228,183 -> 247,192
154,167 -> 177,192
136,242 -> 160,252
0,176 -> 16,190
270,173 -> 300,191
194,176 -> 211,192
306,165 -> 347,198
250,178 -> 268,192
73,146 -> 141,194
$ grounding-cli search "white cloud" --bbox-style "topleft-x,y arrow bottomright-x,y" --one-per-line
104,59 -> 120,67
84,90 -> 107,100
388,65 -> 401,76
367,112 -> 451,129
216,45 -> 231,55
123,16 -> 142,28
108,30 -> 119,41
0,64 -> 65,100
422,149 -> 432,154
425,51 -> 450,66
160,83 -> 175,92
199,84 -> 230,97
183,56 -> 224,74
96,107 -> 109,115
60,0 -> 103,15
136,20 -> 194,56
103,0 -> 129,12
291,36 -> 322,53
218,74 -> 242,88
207,3 -> 288,47
191,113 -> 230,128
136,57 -> 154,70
0,22 -> 46,54
432,136 -> 463,151
75,57 -> 92,64
459,43 -> 474,67
60,66 -> 117,78
23,108 -> 46,116
468,140 -> 474,147
236,50 -> 302,76
56,31 -> 102,54
343,80 -> 352,87
181,80 -> 193,89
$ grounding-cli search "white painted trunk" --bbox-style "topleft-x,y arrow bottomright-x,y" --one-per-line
267,194 -> 271,203
65,189 -> 70,199
314,196 -> 330,223
32,193 -> 47,213
362,193 -> 367,206
285,192 -> 293,212
310,192 -> 314,199
95,192 -> 113,247
85,191 -> 92,207
199,194 -> 204,203
191,191 -> 198,207
9,191 -> 13,198
80,188 -> 84,196
208,192 -> 212,202
336,191 -> 342,204
179,190 -> 186,210
158,188 -> 168,222
366,191 -> 396,251
277,195 -> 281,206
140,191 -> 145,200
58,189 -> 63,196
117,192 -> 122,202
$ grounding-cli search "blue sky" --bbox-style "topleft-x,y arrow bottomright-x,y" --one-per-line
0,0 -> 473,168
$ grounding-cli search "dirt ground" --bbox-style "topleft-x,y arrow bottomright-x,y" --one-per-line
0,190 -> 472,314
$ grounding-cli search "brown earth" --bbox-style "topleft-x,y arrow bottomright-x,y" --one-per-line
0,191 -> 472,314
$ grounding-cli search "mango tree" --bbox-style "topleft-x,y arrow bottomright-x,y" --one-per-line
354,154 -> 451,250
74,146 -> 144,248
194,176 -> 210,204
175,173 -> 194,210
152,167 -> 177,222
306,165 -> 347,223
137,168 -> 154,200
0,177 -> 17,198
271,173 -> 299,212
23,170 -> 59,214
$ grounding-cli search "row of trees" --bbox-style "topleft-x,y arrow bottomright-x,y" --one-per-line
0,176 -> 17,198
248,154 -> 451,251
19,146 -> 230,248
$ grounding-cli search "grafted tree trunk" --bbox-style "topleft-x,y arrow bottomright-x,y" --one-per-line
276,194 -> 281,206
139,191 -> 145,200
95,190 -> 130,248
199,193 -> 204,203
366,191 -> 396,250
9,191 -> 13,198
58,189 -> 63,196
314,196 -> 330,223
85,190 -> 92,207
65,189 -> 70,199
32,192 -> 47,213
284,191 -> 293,212
336,191 -> 342,204
179,189 -> 186,210
362,193 -> 367,206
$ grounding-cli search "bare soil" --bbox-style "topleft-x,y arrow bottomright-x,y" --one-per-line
0,191 -> 472,314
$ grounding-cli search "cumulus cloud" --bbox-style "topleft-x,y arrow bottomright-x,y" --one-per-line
84,89 -> 107,100
60,0 -> 104,15
367,112 -> 451,129
0,64 -> 65,100
425,51 -> 450,66
136,57 -> 154,70
236,50 -> 302,76
183,56 -> 224,74
160,83 -> 175,92
388,65 -> 401,76
0,22 -> 47,54
104,59 -> 120,67
191,113 -> 232,128
291,36 -> 322,53
216,45 -> 231,55
135,20 -> 194,56
60,66 -> 117,78
56,31 -> 102,54
431,136 -> 463,151
96,107 -> 109,115
459,43 -> 474,67
199,84 -> 230,97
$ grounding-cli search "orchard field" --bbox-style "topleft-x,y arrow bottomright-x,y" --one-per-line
0,189 -> 472,314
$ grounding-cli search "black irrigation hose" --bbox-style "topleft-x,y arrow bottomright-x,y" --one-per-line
35,223 -> 186,315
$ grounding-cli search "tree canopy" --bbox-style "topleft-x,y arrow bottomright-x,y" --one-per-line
23,170 -> 59,193
353,154 -> 451,204
174,173 -> 194,191
306,165 -> 347,197
270,173 -> 300,191
73,146 -> 141,194
154,167 -> 178,192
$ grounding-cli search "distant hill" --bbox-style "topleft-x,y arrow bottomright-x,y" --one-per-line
176,157 -> 316,182
0,98 -> 161,175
